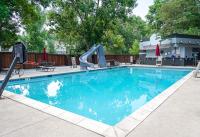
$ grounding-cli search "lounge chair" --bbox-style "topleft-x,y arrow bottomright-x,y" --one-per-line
36,61 -> 55,72
40,66 -> 55,72
23,61 -> 39,70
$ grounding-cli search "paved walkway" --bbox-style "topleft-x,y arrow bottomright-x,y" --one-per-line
0,98 -> 102,137
0,66 -> 200,137
128,77 -> 200,137
0,66 -> 81,81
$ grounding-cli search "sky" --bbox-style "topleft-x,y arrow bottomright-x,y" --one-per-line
133,0 -> 154,20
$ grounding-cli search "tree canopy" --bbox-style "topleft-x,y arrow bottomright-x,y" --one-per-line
48,0 -> 145,54
147,0 -> 200,36
0,0 -> 199,55
0,0 -> 50,48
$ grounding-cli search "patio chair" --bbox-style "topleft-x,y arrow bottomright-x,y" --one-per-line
106,60 -> 120,67
130,56 -> 134,64
156,56 -> 162,66
14,64 -> 24,76
71,57 -> 77,68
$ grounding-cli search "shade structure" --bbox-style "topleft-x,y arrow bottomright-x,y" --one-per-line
155,44 -> 160,56
43,48 -> 47,61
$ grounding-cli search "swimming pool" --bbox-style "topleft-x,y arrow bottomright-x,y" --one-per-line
5,67 -> 191,125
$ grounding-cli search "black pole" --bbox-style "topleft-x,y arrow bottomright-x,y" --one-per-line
0,56 -> 19,97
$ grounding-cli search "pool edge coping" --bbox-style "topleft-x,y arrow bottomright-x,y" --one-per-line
114,70 -> 193,136
2,66 -> 194,137
0,65 -> 128,82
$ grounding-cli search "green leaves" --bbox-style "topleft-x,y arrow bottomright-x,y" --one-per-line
0,0 -> 149,55
102,30 -> 126,54
0,1 -> 9,21
129,40 -> 139,55
49,0 -> 138,53
19,4 -> 48,52
147,0 -> 200,36
0,0 -> 50,48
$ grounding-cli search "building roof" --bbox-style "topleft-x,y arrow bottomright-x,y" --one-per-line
140,33 -> 200,50
165,33 -> 200,40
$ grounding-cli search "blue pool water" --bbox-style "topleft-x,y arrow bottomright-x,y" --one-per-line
5,67 -> 191,125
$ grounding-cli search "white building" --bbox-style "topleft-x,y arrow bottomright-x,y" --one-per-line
140,33 -> 200,58
140,33 -> 200,66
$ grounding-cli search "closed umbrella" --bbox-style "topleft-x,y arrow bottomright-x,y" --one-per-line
43,48 -> 47,61
155,44 -> 160,56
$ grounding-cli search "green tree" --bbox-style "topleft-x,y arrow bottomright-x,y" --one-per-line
116,16 -> 150,53
146,0 -> 164,33
0,0 -> 50,48
48,0 -> 137,52
23,8 -> 46,52
147,0 -> 200,36
159,0 -> 200,35
102,30 -> 126,54
129,40 -> 139,55
46,34 -> 56,54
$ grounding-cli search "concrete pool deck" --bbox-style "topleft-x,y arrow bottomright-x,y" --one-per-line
0,66 -> 200,137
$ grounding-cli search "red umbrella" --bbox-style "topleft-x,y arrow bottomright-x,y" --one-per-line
43,48 -> 47,61
155,44 -> 160,56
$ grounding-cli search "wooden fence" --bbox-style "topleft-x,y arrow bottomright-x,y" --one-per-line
0,52 -> 138,69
